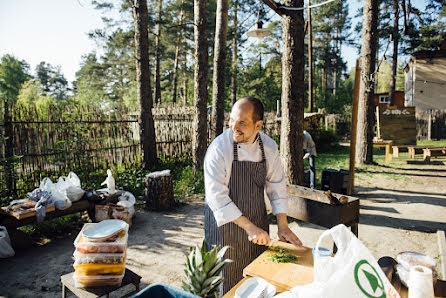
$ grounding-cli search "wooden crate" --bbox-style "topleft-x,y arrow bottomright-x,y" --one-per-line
265,184 -> 360,236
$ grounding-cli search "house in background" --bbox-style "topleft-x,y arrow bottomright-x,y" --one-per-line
373,91 -> 405,107
404,48 -> 446,111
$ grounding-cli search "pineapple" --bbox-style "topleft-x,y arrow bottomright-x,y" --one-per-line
182,239 -> 232,298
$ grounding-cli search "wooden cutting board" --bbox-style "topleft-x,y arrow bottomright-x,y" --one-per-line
242,240 -> 314,291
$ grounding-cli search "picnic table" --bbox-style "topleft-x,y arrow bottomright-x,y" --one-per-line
373,140 -> 393,164
223,241 -> 446,298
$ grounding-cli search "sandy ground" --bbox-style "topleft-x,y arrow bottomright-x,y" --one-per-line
0,155 -> 445,297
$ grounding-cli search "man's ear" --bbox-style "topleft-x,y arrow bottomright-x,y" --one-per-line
255,120 -> 263,131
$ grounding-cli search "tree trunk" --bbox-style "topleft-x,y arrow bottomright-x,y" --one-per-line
388,0 -> 399,106
356,0 -> 379,165
210,0 -> 229,139
132,0 -> 157,169
154,0 -> 163,105
281,0 -> 305,185
307,4 -> 313,113
193,0 -> 209,173
183,52 -> 188,106
231,0 -> 238,106
172,0 -> 185,104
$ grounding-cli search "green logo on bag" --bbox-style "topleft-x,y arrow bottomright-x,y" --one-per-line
354,260 -> 386,298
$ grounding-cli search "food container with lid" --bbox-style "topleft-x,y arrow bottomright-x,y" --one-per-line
74,223 -> 128,254
73,272 -> 124,288
73,251 -> 126,265
73,261 -> 125,276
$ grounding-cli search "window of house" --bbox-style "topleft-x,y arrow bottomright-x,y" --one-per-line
379,95 -> 390,103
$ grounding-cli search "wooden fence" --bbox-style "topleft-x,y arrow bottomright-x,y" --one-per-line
0,104 -> 323,196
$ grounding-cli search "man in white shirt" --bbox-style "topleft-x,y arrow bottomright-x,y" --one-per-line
204,96 -> 302,294
303,130 -> 317,189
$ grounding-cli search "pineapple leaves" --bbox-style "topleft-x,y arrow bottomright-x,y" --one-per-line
182,239 -> 232,297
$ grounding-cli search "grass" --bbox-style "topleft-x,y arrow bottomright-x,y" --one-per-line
417,139 -> 446,147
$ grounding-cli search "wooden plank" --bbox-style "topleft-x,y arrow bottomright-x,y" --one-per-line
243,241 -> 314,291
349,59 -> 361,195
438,231 -> 446,280
1,205 -> 55,220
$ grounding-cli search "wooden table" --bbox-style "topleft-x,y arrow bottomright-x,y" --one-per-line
61,268 -> 141,298
373,140 -> 393,164
223,241 -> 446,298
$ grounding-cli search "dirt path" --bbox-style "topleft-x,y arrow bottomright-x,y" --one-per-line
0,156 -> 445,297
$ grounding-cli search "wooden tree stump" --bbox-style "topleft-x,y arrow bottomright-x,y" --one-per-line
145,170 -> 176,211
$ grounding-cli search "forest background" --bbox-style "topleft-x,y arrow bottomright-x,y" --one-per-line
0,0 -> 445,202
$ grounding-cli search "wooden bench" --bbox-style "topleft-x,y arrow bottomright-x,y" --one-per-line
392,145 -> 418,157
408,146 -> 444,159
0,199 -> 97,230
423,147 -> 446,161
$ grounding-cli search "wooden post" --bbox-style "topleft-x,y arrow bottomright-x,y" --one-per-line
376,106 -> 381,140
428,109 -> 432,140
4,102 -> 14,195
349,60 -> 361,195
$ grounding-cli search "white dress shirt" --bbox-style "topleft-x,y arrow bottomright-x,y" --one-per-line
303,130 -> 317,157
204,129 -> 288,227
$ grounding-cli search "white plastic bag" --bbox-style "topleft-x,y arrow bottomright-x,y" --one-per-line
58,172 -> 85,202
0,226 -> 15,258
40,177 -> 72,210
291,224 -> 400,298
117,191 -> 136,217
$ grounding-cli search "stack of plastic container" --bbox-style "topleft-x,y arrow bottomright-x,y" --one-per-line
73,219 -> 129,288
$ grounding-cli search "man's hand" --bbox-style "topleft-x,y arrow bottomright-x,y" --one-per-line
233,216 -> 271,246
303,153 -> 311,160
278,226 -> 302,247
276,213 -> 303,247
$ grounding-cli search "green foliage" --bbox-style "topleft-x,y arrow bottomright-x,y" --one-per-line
0,54 -> 30,103
35,61 -> 68,101
308,129 -> 341,153
182,239 -> 232,297
16,80 -> 56,116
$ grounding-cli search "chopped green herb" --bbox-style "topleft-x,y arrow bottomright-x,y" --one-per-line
267,253 -> 298,263
268,246 -> 290,254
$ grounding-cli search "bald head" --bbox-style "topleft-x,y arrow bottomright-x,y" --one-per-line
233,96 -> 264,122
229,97 -> 264,144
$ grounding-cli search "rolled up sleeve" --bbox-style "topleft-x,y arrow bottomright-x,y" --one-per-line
265,147 -> 288,215
204,145 -> 242,227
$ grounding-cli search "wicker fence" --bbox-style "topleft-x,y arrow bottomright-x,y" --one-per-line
0,104 -> 324,196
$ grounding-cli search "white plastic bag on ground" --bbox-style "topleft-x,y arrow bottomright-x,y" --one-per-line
0,226 -> 15,258
40,177 -> 72,210
290,224 -> 400,298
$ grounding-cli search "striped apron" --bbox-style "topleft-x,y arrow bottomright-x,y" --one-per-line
204,134 -> 269,295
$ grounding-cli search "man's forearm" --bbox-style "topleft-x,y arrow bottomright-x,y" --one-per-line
276,213 -> 289,229
233,215 -> 255,230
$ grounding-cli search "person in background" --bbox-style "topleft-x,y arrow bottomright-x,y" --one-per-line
303,130 -> 317,189
204,96 -> 302,295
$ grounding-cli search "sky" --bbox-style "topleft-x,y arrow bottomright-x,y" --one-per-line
0,0 -> 426,84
